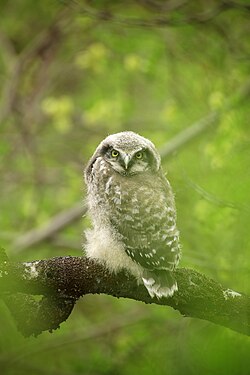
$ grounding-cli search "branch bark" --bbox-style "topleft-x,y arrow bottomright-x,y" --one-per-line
0,249 -> 249,337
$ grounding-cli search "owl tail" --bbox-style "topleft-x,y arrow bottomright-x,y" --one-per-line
142,269 -> 178,299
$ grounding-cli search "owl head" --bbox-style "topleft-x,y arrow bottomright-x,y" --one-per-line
85,131 -> 161,178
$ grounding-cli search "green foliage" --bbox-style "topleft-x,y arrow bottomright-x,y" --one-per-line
0,1 -> 249,374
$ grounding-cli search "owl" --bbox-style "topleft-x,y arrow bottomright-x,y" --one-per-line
84,131 -> 180,299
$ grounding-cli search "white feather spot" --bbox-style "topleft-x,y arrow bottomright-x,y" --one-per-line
105,177 -> 113,194
168,226 -> 176,233
142,277 -> 155,287
114,185 -> 121,194
99,165 -> 106,172
132,196 -> 138,203
113,197 -> 121,205
124,214 -> 133,221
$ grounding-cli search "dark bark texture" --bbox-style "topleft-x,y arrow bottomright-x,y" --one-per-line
0,249 -> 249,337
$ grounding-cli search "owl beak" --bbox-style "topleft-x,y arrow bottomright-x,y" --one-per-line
123,154 -> 131,170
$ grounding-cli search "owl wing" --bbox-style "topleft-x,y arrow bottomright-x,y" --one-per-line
110,174 -> 180,271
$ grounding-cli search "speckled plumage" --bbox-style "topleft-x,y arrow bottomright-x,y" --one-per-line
84,131 -> 181,298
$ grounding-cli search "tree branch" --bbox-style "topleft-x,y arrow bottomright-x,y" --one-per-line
71,1 -> 250,28
0,9 -> 67,125
0,249 -> 249,337
159,77 -> 250,159
12,202 -> 85,254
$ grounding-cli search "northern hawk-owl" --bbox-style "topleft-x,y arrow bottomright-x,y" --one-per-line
84,131 -> 180,298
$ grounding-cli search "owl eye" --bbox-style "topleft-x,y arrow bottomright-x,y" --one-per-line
111,149 -> 119,158
135,151 -> 143,159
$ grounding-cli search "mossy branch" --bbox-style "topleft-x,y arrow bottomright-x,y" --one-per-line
0,249 -> 249,337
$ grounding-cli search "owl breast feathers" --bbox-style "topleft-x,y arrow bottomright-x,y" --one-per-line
84,131 -> 181,298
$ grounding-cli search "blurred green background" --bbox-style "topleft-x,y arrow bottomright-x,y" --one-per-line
0,1 -> 249,374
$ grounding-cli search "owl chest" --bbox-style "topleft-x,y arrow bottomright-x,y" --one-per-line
90,161 -> 170,228
96,171 -> 167,229
99,173 -> 149,212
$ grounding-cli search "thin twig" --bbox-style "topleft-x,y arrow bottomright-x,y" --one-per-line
159,77 -> 250,159
159,111 -> 219,158
71,1 -> 250,28
12,202 -> 86,254
0,9 -> 68,124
